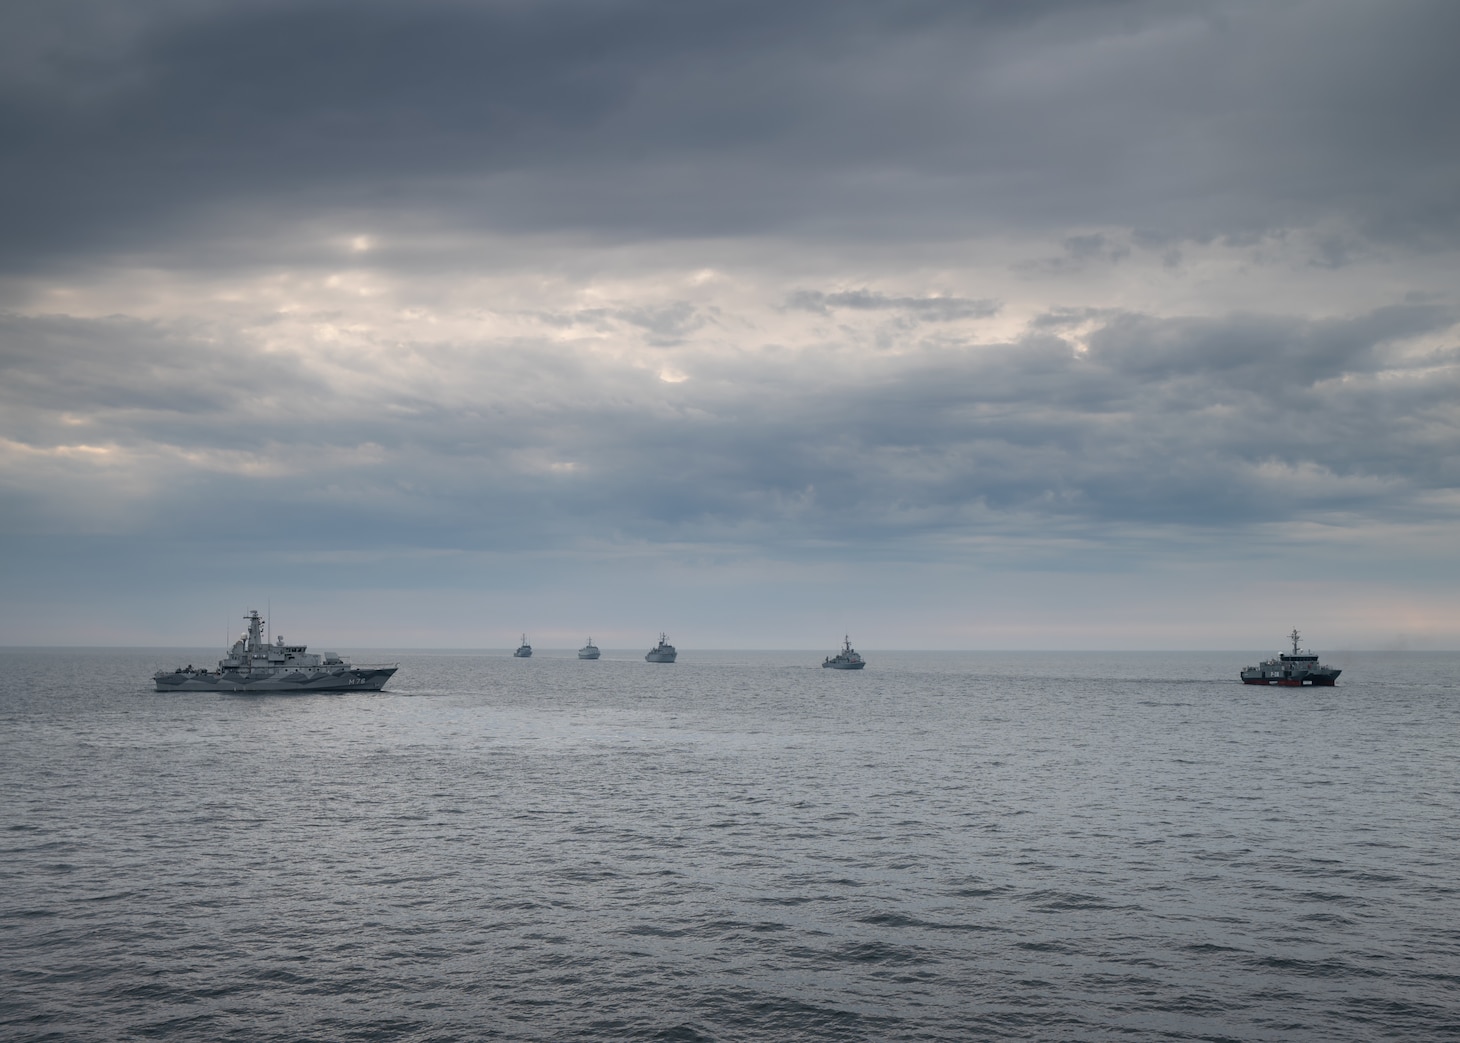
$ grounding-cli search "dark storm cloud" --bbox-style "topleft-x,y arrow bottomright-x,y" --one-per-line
0,312 -> 315,421
5,302 -> 1455,553
3,0 -> 1459,269
1086,305 -> 1456,385
787,291 -> 1001,322
647,305 -> 1460,537
549,301 -> 714,345
1017,234 -> 1133,274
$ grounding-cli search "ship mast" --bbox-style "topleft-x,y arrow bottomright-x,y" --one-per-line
245,609 -> 265,674
1290,628 -> 1301,656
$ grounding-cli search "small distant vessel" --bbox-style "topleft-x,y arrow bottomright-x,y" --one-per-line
513,635 -> 533,658
823,635 -> 866,670
578,638 -> 601,660
1241,629 -> 1341,686
153,610 -> 397,692
645,634 -> 677,663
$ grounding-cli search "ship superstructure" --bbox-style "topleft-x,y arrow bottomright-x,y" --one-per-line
1241,629 -> 1341,686
645,634 -> 677,663
153,610 -> 397,693
823,635 -> 866,670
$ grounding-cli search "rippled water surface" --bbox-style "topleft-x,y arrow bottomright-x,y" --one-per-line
3,648 -> 1459,1041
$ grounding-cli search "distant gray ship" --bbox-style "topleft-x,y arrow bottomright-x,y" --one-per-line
645,634 -> 677,663
153,610 -> 397,693
578,638 -> 600,660
823,635 -> 866,670
514,634 -> 533,658
1241,629 -> 1340,686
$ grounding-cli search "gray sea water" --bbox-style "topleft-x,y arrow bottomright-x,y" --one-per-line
3,648 -> 1459,1041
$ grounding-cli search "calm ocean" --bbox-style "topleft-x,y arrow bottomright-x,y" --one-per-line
3,648 -> 1458,1041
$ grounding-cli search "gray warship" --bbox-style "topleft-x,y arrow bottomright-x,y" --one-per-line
578,638 -> 601,660
514,634 -> 533,658
153,610 -> 397,693
1241,629 -> 1341,686
823,635 -> 866,670
645,634 -> 677,663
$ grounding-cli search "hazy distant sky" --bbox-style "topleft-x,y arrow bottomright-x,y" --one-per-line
2,0 -> 1458,648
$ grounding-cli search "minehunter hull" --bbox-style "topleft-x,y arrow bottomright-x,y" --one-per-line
1241,673 -> 1339,686
154,666 -> 397,693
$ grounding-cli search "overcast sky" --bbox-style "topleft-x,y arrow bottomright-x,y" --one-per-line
2,0 -> 1458,649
